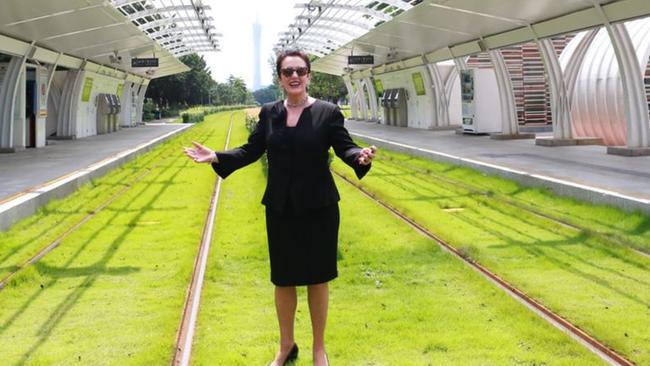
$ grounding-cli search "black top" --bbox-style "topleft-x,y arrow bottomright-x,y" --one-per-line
212,99 -> 370,213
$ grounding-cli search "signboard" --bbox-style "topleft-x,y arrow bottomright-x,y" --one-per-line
117,83 -> 124,97
373,79 -> 384,98
131,58 -> 159,68
81,77 -> 94,102
411,72 -> 426,96
348,55 -> 374,65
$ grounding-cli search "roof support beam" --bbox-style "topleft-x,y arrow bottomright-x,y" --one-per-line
294,3 -> 392,21
295,16 -> 372,32
488,49 -> 520,135
594,3 -> 650,149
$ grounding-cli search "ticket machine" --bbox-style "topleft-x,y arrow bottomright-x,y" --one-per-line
391,88 -> 408,127
96,94 -> 122,134
96,94 -> 111,134
380,90 -> 391,125
108,94 -> 121,132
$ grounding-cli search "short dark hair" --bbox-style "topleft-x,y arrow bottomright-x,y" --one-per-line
276,49 -> 311,77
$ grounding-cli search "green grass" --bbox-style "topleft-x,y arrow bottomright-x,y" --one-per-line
0,111 -> 238,365
332,144 -> 650,365
190,119 -> 602,365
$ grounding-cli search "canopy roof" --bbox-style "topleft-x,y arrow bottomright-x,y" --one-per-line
0,0 -> 219,79
277,0 -> 650,76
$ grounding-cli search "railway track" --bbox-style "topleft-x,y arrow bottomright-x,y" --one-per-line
0,123 -> 221,291
376,156 -> 649,257
171,113 -> 235,366
333,170 -> 636,366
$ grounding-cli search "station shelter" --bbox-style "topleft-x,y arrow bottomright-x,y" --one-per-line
0,0 -> 219,153
277,0 -> 650,156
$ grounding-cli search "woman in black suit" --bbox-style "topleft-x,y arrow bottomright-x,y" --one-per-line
184,49 -> 375,366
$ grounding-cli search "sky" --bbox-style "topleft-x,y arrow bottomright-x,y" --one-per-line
200,0 -> 300,89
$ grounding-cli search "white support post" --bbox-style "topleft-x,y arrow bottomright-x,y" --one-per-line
342,76 -> 358,120
135,82 -> 148,125
363,77 -> 378,121
0,42 -> 35,151
425,61 -> 450,127
0,57 -> 23,151
563,29 -> 599,108
488,49 -> 520,136
444,56 -> 467,111
595,3 -> 649,150
537,38 -> 573,140
354,79 -> 368,121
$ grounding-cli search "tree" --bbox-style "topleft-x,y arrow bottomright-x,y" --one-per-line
210,75 -> 256,106
253,84 -> 281,104
308,71 -> 347,103
146,54 -> 215,107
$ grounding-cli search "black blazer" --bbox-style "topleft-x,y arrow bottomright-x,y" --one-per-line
212,100 -> 370,213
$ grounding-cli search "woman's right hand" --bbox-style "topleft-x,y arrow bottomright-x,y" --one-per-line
183,141 -> 217,164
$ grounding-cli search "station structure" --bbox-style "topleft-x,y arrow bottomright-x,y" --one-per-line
0,0 -> 219,153
276,0 -> 650,156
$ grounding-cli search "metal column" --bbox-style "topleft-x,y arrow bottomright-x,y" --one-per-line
0,56 -> 24,151
363,77 -> 379,121
595,4 -> 650,150
425,61 -> 450,127
343,76 -> 358,120
537,38 -> 573,140
354,78 -> 368,120
488,49 -> 519,135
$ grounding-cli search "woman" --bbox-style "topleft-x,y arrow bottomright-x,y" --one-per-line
183,49 -> 376,366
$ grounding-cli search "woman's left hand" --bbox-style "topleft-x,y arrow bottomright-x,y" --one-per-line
357,145 -> 377,166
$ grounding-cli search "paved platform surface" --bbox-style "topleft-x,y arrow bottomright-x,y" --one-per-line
0,121 -> 186,202
345,120 -> 650,211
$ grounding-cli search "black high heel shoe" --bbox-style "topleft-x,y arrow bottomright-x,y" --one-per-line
278,343 -> 298,366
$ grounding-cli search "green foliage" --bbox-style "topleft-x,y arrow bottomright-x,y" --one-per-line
146,54 -> 256,109
142,98 -> 155,121
146,54 -> 215,107
211,75 -> 256,106
252,84 -> 281,104
308,71 -> 347,103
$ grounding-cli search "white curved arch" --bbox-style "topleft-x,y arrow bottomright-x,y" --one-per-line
567,17 -> 650,146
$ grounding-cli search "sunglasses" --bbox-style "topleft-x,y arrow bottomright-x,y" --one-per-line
280,67 -> 309,77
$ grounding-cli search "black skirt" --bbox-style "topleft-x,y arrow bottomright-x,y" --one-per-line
265,204 -> 340,286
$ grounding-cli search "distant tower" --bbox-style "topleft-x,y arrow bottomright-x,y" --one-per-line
253,15 -> 262,90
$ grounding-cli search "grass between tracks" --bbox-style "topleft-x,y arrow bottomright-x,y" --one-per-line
190,118 -> 601,365
333,144 -> 650,365
0,111 -> 236,365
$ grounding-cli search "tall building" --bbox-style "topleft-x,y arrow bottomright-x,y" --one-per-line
252,16 -> 261,91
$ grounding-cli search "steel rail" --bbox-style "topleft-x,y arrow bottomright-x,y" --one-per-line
171,112 -> 235,366
333,169 -> 636,366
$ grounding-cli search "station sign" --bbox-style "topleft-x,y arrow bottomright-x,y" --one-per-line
348,55 -> 374,65
131,58 -> 159,68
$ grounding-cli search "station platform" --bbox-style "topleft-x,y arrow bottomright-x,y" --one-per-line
0,120 -> 191,231
345,120 -> 650,214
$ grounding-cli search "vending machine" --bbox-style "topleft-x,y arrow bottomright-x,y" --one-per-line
460,69 -> 502,134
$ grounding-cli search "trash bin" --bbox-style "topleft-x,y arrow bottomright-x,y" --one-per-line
154,110 -> 161,120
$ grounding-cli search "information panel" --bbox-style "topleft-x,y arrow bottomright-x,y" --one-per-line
348,55 -> 374,65
411,72 -> 426,96
131,58 -> 159,68
81,78 -> 94,102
